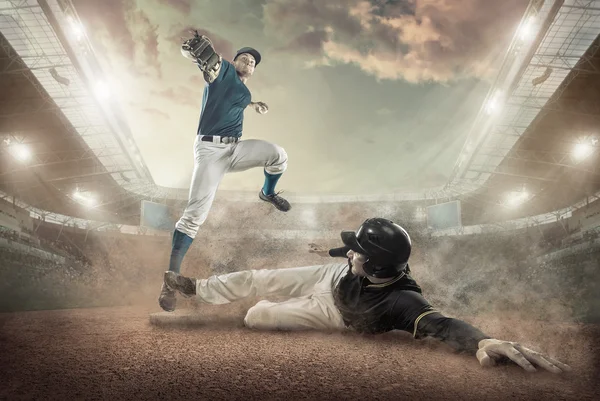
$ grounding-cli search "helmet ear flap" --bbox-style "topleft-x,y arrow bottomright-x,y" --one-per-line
361,257 -> 391,277
362,259 -> 374,276
362,258 -> 408,279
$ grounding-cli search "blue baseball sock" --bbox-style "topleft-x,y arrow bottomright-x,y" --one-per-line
262,170 -> 282,196
168,229 -> 193,274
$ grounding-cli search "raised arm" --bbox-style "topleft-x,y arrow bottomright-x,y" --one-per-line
180,30 -> 223,84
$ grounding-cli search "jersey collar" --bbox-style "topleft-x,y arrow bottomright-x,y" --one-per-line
364,271 -> 407,289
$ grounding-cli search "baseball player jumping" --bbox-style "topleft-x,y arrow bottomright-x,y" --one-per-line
162,218 -> 571,374
159,31 -> 291,312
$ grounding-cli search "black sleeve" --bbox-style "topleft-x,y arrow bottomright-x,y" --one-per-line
328,246 -> 350,258
390,291 -> 490,355
416,313 -> 491,355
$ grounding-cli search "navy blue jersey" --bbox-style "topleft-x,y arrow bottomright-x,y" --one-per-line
197,59 -> 252,138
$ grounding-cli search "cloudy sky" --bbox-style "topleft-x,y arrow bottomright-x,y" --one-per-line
72,0 -> 528,196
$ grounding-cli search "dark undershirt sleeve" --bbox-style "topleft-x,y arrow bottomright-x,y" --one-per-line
390,291 -> 491,355
328,246 -> 350,258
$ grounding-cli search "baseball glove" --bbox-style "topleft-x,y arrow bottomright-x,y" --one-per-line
181,30 -> 222,83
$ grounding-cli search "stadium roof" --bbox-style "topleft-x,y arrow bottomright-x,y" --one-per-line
0,0 -> 599,227
453,0 -> 600,224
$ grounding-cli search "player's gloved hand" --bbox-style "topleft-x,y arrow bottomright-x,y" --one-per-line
308,243 -> 329,258
476,338 -> 571,374
252,101 -> 269,115
181,30 -> 222,83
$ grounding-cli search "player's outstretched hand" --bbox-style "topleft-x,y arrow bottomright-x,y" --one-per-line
308,243 -> 329,258
476,338 -> 571,374
253,101 -> 269,114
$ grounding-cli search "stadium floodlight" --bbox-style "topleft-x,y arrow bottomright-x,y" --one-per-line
505,190 -> 530,208
484,90 -> 503,115
67,16 -> 84,41
73,190 -> 96,207
12,143 -> 31,162
518,16 -> 536,41
573,141 -> 593,161
94,81 -> 110,100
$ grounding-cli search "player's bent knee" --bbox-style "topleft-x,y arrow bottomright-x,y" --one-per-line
276,145 -> 288,162
175,220 -> 198,239
244,301 -> 274,330
265,145 -> 288,174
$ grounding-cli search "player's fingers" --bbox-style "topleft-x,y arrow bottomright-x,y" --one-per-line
494,345 -> 537,372
541,355 -> 572,372
536,355 -> 564,374
476,349 -> 496,367
517,348 -> 562,374
519,347 -> 573,372
514,345 -> 571,373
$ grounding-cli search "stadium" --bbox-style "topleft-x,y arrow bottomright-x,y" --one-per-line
1,0 -> 599,399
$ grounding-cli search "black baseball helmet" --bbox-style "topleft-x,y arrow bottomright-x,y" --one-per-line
234,47 -> 261,66
341,218 -> 412,278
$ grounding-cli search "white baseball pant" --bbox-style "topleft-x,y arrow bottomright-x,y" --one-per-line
193,262 -> 349,331
175,135 -> 288,239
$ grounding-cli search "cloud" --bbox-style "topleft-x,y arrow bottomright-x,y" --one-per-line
142,108 -> 171,120
156,0 -> 191,15
275,29 -> 331,55
263,0 -> 528,83
73,0 -> 161,77
128,9 -> 161,76
376,107 -> 393,115
151,86 -> 200,107
69,0 -> 527,193
74,0 -> 526,85
73,0 -> 135,60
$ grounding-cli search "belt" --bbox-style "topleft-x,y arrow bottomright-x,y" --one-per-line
200,135 -> 239,144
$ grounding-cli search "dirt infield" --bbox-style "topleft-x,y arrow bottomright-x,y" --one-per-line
0,305 -> 598,401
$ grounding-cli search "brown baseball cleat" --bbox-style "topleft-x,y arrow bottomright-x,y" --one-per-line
164,271 -> 197,298
158,283 -> 177,312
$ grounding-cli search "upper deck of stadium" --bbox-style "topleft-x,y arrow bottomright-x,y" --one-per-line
1,0 -> 599,231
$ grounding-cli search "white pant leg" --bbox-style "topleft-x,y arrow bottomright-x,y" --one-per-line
243,263 -> 349,331
194,263 -> 347,304
243,297 -> 346,331
175,137 -> 231,239
228,139 -> 288,174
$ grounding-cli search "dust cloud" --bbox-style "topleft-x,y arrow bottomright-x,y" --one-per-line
4,198 -> 596,332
